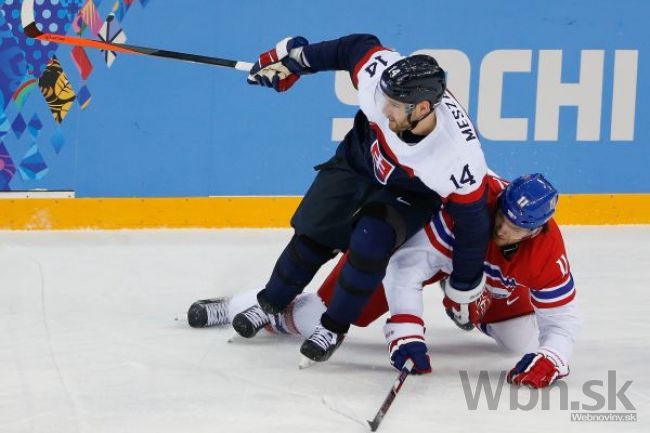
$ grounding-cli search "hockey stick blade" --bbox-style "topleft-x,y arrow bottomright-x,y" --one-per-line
20,0 -> 253,71
367,360 -> 414,432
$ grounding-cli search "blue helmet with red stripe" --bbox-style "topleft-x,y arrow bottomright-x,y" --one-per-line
499,174 -> 558,229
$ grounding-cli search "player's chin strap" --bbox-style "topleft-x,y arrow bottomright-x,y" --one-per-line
405,106 -> 434,131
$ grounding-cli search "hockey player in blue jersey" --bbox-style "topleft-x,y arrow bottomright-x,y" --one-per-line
192,34 -> 491,365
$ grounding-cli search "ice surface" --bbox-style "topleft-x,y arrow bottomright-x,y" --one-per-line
0,227 -> 649,433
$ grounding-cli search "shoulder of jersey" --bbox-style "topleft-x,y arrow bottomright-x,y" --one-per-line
354,48 -> 402,90
525,218 -> 567,265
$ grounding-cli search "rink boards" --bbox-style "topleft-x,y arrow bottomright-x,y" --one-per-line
0,194 -> 649,229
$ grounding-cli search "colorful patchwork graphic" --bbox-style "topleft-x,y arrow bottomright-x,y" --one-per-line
39,55 -> 76,123
0,0 -> 145,190
3,0 -> 84,77
72,0 -> 103,35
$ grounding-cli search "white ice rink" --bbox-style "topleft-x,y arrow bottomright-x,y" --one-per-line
1,227 -> 649,433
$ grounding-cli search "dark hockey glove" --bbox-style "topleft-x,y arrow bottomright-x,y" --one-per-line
247,36 -> 309,92
384,314 -> 432,374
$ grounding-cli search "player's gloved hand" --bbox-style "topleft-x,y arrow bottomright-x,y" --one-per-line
384,314 -> 432,374
441,274 -> 490,331
247,36 -> 310,92
507,348 -> 569,388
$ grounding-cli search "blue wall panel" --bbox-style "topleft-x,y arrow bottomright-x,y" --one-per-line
1,0 -> 647,196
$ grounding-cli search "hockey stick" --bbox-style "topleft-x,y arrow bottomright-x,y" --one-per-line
20,0 -> 253,71
367,360 -> 414,432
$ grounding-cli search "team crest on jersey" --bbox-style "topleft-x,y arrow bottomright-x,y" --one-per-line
370,140 -> 395,185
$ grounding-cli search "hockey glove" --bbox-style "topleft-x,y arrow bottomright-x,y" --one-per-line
384,314 -> 432,374
441,275 -> 490,330
247,36 -> 309,92
507,348 -> 569,388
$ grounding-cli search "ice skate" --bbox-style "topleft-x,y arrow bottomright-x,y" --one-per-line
299,324 -> 345,363
232,304 -> 272,338
187,298 -> 230,328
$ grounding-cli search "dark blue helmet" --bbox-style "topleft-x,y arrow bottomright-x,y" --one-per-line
379,54 -> 446,108
499,174 -> 558,229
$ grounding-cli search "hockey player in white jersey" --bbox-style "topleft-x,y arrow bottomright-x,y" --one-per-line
217,34 -> 490,364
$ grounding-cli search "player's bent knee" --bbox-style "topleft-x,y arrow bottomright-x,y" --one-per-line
355,202 -> 407,247
348,215 -> 396,272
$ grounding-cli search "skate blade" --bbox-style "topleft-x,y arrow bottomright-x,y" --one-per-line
298,355 -> 317,370
227,332 -> 241,343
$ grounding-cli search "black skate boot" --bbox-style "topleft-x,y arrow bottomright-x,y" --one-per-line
300,324 -> 346,363
231,305 -> 270,338
231,292 -> 280,338
187,298 -> 230,328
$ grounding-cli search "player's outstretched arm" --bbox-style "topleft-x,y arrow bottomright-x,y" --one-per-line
246,34 -> 384,92
246,37 -> 311,92
509,301 -> 582,388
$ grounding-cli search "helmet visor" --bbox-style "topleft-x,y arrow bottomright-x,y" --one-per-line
374,84 -> 415,118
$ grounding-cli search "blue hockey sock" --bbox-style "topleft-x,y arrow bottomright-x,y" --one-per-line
261,234 -> 335,311
326,216 -> 396,328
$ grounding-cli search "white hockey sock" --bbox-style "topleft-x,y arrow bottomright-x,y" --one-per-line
284,293 -> 326,338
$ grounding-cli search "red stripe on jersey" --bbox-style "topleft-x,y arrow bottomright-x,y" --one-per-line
387,314 -> 424,326
448,175 -> 487,204
352,45 -> 389,88
485,277 -> 511,291
530,290 -> 576,309
424,223 -> 453,258
369,123 -> 416,177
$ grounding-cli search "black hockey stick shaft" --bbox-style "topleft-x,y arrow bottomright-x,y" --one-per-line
367,360 -> 414,431
20,0 -> 253,71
